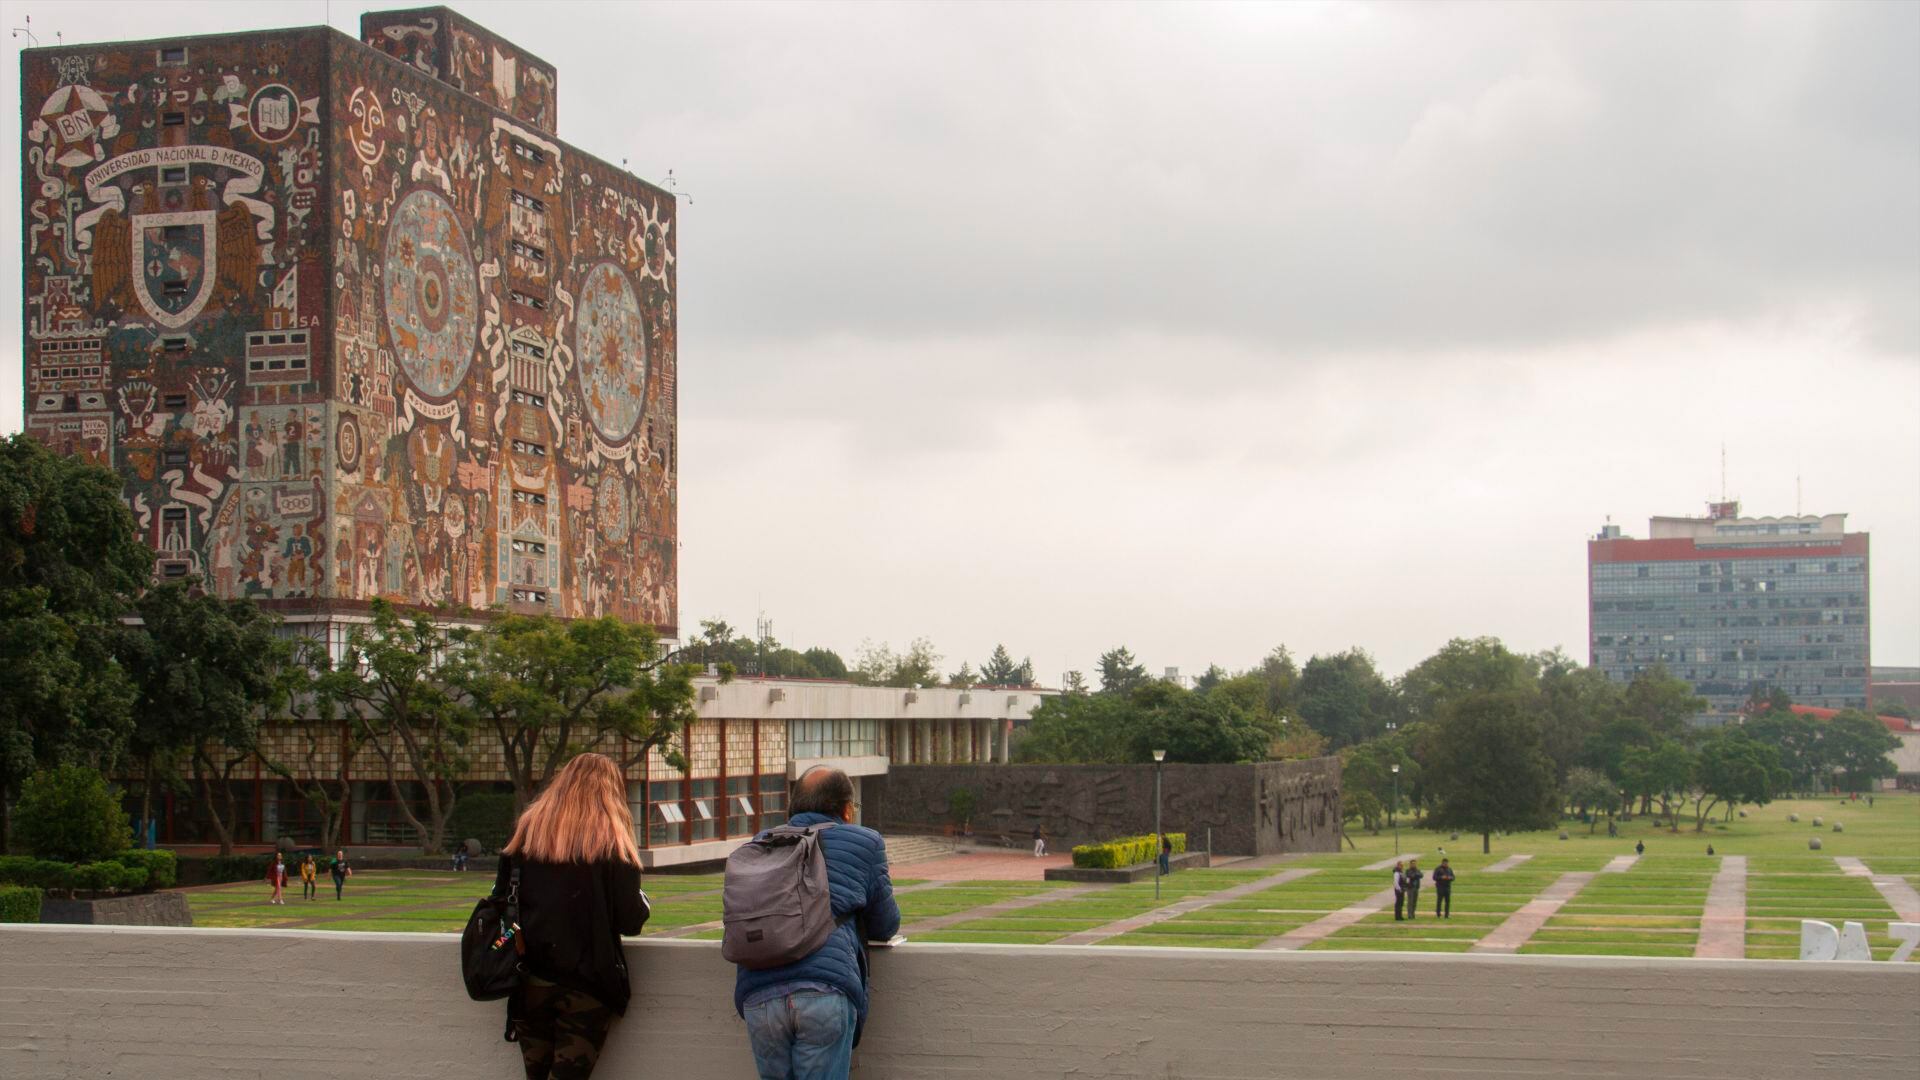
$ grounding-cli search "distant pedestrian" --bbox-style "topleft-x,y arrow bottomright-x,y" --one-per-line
1158,834 -> 1172,877
300,855 -> 318,901
1868,795 -> 1874,808
267,853 -> 288,905
330,849 -> 352,900
1431,858 -> 1454,919
1635,840 -> 1645,856
1402,858 -> 1423,920
1032,826 -> 1046,858
1392,860 -> 1406,921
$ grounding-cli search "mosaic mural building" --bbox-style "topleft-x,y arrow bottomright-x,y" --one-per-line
20,7 -> 678,637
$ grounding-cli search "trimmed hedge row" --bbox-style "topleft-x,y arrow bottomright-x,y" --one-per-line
198,853 -> 352,884
113,849 -> 178,890
1071,832 -> 1187,870
0,855 -> 148,892
0,885 -> 43,923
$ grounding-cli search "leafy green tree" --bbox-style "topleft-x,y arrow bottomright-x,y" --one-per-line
1343,789 -> 1385,834
800,647 -> 848,681
1341,739 -> 1418,823
1535,650 -> 1620,781
946,662 -> 980,689
1097,646 -> 1149,696
1422,689 -> 1559,854
1,434 -> 150,848
1017,679 -> 1279,765
120,583 -> 288,855
1823,710 -> 1899,792
1622,664 -> 1706,743
1062,670 -> 1089,695
1016,692 -> 1135,763
1688,731 -> 1780,830
1255,646 -> 1300,717
453,613 -> 703,813
1563,766 -> 1618,833
1399,636 -> 1538,724
14,764 -> 131,863
853,638 -> 942,688
1296,649 -> 1394,749
312,601 -> 474,852
1872,698 -> 1913,721
1745,709 -> 1827,794
1191,664 -> 1229,693
980,644 -> 1034,687
1621,740 -> 1694,830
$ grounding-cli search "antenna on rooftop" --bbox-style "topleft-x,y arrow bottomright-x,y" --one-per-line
11,14 -> 39,46
664,168 -> 695,205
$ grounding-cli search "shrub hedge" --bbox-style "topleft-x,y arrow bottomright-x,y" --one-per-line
202,853 -> 273,884
0,855 -> 150,893
1070,832 -> 1187,870
113,849 -> 178,890
14,765 -> 132,864
446,791 -> 517,853
0,885 -> 44,923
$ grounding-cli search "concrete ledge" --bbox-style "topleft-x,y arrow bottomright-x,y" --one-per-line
2,925 -> 1916,1079
37,891 -> 193,927
1044,851 -> 1211,882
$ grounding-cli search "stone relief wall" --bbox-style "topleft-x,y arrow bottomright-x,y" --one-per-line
864,758 -> 1341,856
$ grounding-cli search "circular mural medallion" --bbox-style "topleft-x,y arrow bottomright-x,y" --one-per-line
335,413 -> 362,475
574,262 -> 648,443
383,189 -> 478,399
595,475 -> 631,544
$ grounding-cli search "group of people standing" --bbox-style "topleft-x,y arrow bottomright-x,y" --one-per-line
1392,857 -> 1454,920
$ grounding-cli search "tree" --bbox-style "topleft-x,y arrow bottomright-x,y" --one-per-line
1621,664 -> 1706,743
1097,646 -> 1148,696
946,662 -> 980,689
1341,739 -> 1418,822
1,434 -> 150,848
1563,766 -> 1618,833
1688,731 -> 1780,830
1872,698 -> 1913,721
1399,637 -> 1538,724
1621,740 -> 1693,830
1017,679 -> 1280,765
852,637 -> 942,688
1745,709 -> 1827,794
1255,646 -> 1300,717
1823,710 -> 1899,792
800,647 -> 848,681
980,644 -> 1034,687
1343,789 -> 1385,834
1063,670 -> 1089,695
312,601 -> 473,852
1422,689 -> 1559,853
1535,650 -> 1620,781
1191,664 -> 1229,693
1295,649 -> 1394,749
120,583 -> 288,855
453,613 -> 703,813
14,764 -> 131,863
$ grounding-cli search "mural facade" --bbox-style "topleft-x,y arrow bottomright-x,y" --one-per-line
21,13 -> 678,634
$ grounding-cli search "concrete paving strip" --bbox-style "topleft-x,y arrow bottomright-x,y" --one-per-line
1052,868 -> 1322,945
900,883 -> 1110,935
1471,871 -> 1596,953
1484,854 -> 1535,873
1255,886 -> 1398,951
1693,855 -> 1747,959
650,881 -> 956,940
1862,868 -> 1920,922
1602,855 -> 1640,873
1360,857 -> 1401,871
1834,856 -> 1871,877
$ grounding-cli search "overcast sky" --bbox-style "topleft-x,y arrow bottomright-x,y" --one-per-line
4,1 -> 1916,681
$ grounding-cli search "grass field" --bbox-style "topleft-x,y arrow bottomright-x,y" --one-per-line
179,793 -> 1917,960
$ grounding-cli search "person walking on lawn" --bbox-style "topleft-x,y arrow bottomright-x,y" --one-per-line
1391,860 -> 1406,921
1431,858 -> 1455,918
1032,825 -> 1047,858
330,850 -> 352,900
267,853 -> 289,905
1402,858 -> 1423,921
300,854 -> 318,901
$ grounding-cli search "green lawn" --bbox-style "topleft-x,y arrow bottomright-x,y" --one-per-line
173,793 -> 1919,962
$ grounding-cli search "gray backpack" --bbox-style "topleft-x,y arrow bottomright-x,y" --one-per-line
722,822 -> 838,969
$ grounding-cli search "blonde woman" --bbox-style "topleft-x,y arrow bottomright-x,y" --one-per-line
491,753 -> 649,1080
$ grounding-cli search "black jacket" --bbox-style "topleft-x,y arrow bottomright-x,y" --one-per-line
1432,866 -> 1455,890
1402,868 -> 1423,890
492,853 -> 647,1013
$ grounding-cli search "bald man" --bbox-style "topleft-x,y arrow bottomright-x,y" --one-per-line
734,768 -> 901,1080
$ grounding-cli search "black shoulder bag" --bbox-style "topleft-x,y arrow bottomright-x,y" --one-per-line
461,865 -> 525,1002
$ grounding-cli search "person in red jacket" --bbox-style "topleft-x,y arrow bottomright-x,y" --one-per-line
266,853 -> 289,906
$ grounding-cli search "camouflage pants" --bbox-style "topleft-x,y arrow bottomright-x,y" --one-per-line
515,981 -> 615,1080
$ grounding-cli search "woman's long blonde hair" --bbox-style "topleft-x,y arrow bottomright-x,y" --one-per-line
503,753 -> 641,866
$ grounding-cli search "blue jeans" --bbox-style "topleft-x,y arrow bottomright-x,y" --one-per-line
745,989 -> 857,1080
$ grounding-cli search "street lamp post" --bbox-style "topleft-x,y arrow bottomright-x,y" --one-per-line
1391,763 -> 1401,857
1153,749 -> 1167,901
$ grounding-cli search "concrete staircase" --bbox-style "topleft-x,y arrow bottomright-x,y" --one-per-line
884,835 -> 957,866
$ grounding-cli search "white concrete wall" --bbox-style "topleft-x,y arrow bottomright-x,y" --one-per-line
3,926 -> 1916,1079
696,677 -> 1048,722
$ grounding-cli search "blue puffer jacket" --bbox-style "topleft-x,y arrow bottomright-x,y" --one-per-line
732,812 -> 902,1039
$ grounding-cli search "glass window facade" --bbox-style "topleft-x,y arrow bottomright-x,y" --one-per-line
789,718 -> 880,760
1590,548 -> 1869,716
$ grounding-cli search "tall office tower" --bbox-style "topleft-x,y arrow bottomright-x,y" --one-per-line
20,6 -> 678,648
1589,502 -> 1870,721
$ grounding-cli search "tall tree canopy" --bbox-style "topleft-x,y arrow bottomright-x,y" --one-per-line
1097,646 -> 1149,696
980,644 -> 1035,687
1295,648 -> 1394,749
1422,689 -> 1559,853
